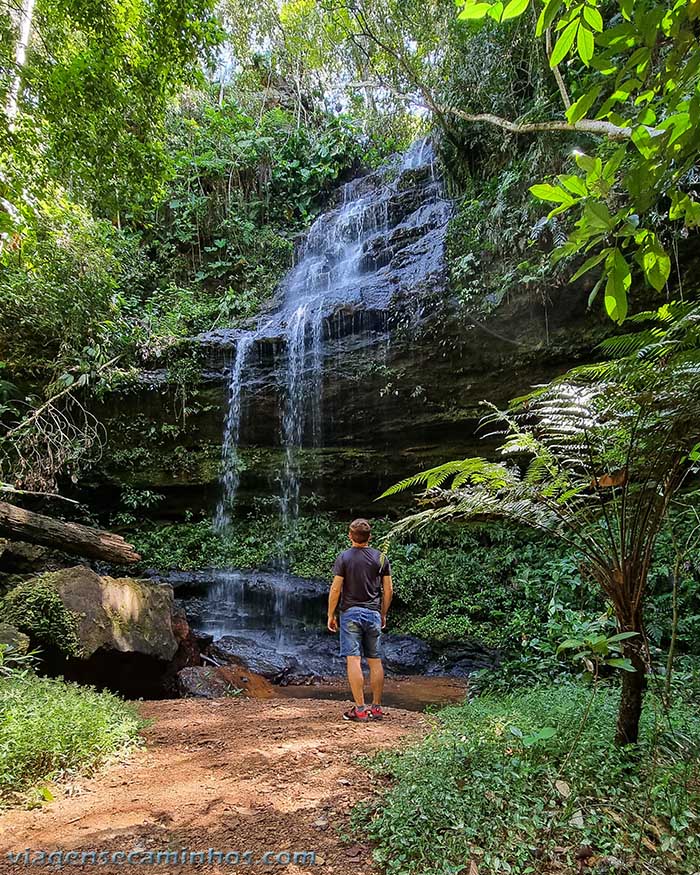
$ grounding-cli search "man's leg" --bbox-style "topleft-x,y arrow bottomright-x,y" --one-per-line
346,656 -> 365,706
368,658 -> 384,705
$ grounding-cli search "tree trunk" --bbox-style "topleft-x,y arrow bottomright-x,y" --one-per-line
0,501 -> 141,564
6,0 -> 35,120
615,625 -> 647,746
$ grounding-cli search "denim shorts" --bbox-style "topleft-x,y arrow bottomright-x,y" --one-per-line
339,607 -> 382,658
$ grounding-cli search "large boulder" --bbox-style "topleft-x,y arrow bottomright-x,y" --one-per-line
42,566 -> 178,660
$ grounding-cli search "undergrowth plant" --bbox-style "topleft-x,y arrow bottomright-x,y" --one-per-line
0,674 -> 144,805
361,684 -> 700,875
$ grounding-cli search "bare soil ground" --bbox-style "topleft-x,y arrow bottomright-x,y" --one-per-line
0,697 -> 428,875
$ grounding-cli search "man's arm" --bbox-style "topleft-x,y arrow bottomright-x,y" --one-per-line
328,575 -> 343,632
381,575 -> 393,629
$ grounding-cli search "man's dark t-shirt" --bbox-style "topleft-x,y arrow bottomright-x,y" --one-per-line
332,547 -> 391,612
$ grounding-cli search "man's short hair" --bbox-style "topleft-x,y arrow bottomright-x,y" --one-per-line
349,518 -> 371,544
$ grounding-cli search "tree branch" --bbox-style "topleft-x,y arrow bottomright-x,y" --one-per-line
348,81 -> 632,141
435,106 -> 631,141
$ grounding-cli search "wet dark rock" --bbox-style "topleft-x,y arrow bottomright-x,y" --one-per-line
168,604 -> 202,673
211,634 -> 313,680
177,664 -> 275,699
0,622 -> 30,654
199,619 -> 494,683
192,630 -> 214,651
382,635 -> 434,674
431,642 -> 499,676
0,539 -> 49,573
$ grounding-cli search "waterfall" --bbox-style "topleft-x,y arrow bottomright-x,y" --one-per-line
212,137 -> 451,529
278,299 -> 325,525
214,332 -> 254,531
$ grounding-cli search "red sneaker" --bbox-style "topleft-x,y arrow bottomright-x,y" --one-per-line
369,705 -> 384,720
343,705 -> 369,722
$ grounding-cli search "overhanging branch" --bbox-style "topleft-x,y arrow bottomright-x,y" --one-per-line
441,106 -> 631,141
349,81 -> 633,141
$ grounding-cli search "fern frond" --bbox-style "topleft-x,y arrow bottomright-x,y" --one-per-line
378,458 -> 510,499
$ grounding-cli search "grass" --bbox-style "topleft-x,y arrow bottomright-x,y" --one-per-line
360,683 -> 700,875
0,673 -> 145,805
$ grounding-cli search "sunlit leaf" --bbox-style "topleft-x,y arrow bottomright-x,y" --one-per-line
550,19 -> 578,67
501,0 -> 530,21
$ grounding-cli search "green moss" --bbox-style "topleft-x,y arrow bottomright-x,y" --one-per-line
0,576 -> 83,658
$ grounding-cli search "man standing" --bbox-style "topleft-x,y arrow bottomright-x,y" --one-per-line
327,518 -> 393,722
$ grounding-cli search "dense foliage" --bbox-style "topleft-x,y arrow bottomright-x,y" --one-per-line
127,512 -> 700,661
362,683 -> 700,874
0,673 -> 143,805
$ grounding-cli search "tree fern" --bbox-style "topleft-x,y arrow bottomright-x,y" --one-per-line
380,302 -> 700,747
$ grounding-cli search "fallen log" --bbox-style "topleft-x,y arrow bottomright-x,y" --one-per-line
0,501 -> 141,564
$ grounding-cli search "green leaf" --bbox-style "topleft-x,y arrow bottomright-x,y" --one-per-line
582,5 -> 603,31
458,2 -> 493,19
606,658 -> 636,671
536,0 -> 562,36
638,234 -> 670,292
570,248 -> 608,282
574,153 -> 598,175
488,2 -> 505,20
606,631 -> 639,643
587,274 -> 605,307
558,174 -> 587,196
566,85 -> 602,123
583,200 -> 613,232
631,125 -> 656,159
529,183 -> 575,205
557,638 -> 585,653
501,0 -> 530,21
577,24 -> 595,65
604,249 -> 631,323
550,20 -> 578,67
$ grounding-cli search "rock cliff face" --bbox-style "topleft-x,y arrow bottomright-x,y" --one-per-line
90,139 -> 605,520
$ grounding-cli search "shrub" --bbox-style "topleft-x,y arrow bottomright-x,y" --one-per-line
0,578 -> 83,658
362,684 -> 700,874
0,674 -> 144,803
126,513 -> 700,660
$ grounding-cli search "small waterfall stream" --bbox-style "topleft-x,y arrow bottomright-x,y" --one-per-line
214,333 -> 254,531
194,137 -> 454,663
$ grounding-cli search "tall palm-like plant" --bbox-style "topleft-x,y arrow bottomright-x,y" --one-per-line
383,302 -> 700,745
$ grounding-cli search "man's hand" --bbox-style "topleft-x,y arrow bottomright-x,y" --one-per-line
327,615 -> 338,633
381,613 -> 387,630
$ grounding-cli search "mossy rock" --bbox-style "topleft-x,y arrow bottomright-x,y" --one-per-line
35,567 -> 178,661
0,622 -> 30,654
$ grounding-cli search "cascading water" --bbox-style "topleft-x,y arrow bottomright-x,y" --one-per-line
214,331 -> 254,531
198,137 -> 453,661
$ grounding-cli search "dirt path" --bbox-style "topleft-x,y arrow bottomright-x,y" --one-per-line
0,698 -> 426,874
